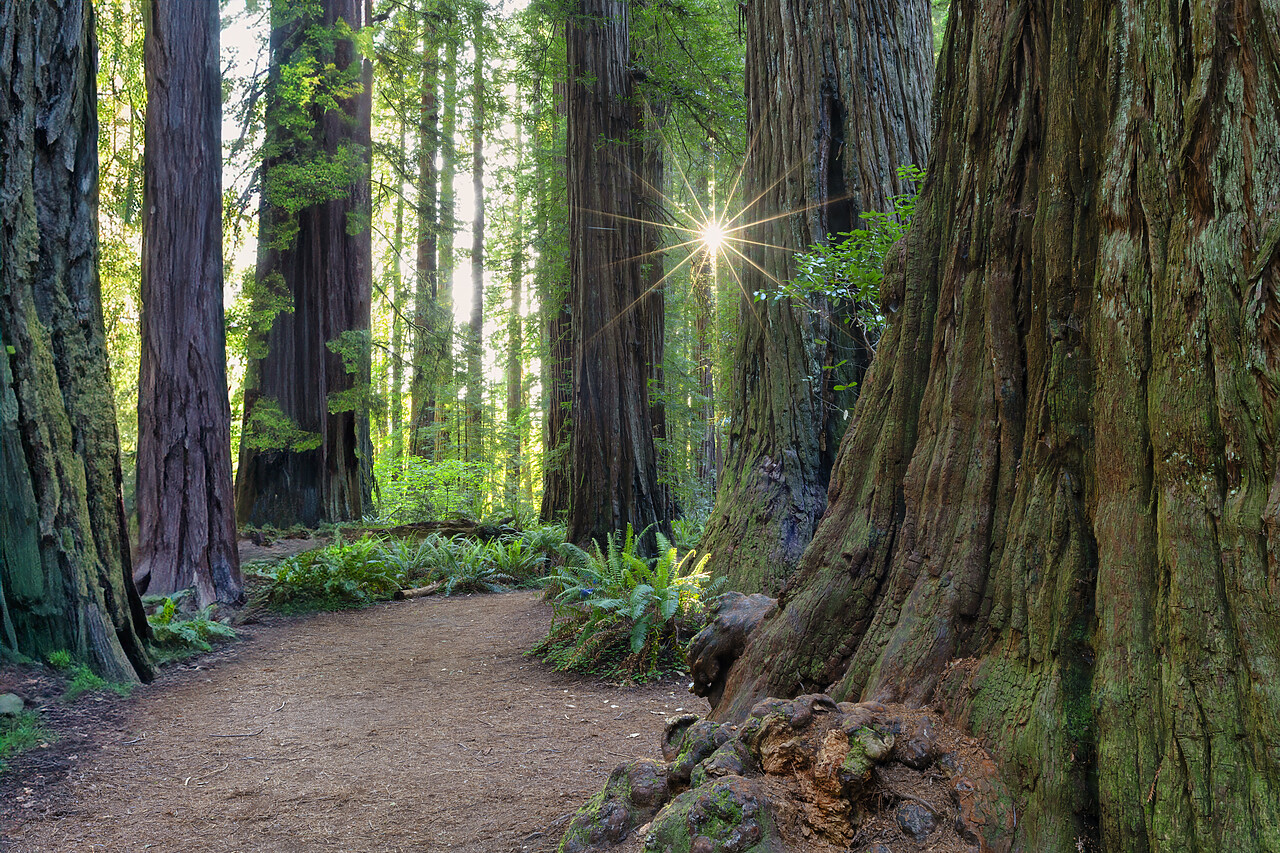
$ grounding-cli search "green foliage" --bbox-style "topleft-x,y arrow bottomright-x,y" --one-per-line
249,524 -> 567,613
47,651 -> 134,703
252,534 -> 403,612
242,397 -> 323,452
372,455 -> 492,522
531,526 -> 723,682
760,165 -> 925,338
228,269 -> 294,361
144,593 -> 238,664
0,711 -> 51,774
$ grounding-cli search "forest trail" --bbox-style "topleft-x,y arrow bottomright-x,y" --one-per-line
0,592 -> 694,852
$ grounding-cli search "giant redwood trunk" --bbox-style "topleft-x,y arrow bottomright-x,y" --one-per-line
0,0 -> 152,681
235,0 -> 375,528
696,0 -> 934,594
565,0 -> 670,549
715,0 -> 1280,848
136,0 -> 243,608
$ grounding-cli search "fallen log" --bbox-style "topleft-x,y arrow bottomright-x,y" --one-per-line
394,581 -> 443,600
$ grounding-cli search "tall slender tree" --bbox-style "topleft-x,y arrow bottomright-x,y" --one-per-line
565,0 -> 668,549
409,1 -> 442,459
715,0 -> 1280,847
506,118 -> 526,512
235,0 -> 375,527
434,18 -> 460,461
696,0 -> 934,593
466,0 -> 487,464
0,0 -> 152,681
135,0 -> 243,607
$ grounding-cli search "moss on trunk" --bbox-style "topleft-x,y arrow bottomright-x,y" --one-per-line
716,0 -> 1280,848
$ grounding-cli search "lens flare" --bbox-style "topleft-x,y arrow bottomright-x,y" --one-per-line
699,220 -> 726,253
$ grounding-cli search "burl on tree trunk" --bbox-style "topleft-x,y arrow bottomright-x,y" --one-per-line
712,0 -> 1280,848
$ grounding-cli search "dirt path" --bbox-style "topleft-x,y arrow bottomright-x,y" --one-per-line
1,592 -> 699,852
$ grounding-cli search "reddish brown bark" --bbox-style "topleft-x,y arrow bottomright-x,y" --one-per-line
136,0 -> 243,607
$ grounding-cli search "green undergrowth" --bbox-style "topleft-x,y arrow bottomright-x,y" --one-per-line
0,710 -> 51,773
249,523 -> 568,613
46,650 -> 134,703
530,525 -> 722,683
143,592 -> 239,664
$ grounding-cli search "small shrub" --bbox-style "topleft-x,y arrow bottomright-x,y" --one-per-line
146,595 -> 238,664
47,651 -> 133,702
530,526 -> 722,682
0,711 -> 51,773
251,534 -> 404,612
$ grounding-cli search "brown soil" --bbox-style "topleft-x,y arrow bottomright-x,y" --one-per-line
0,592 -> 696,852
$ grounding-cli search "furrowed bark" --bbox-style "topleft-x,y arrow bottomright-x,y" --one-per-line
565,0 -> 670,550
696,0 -> 934,594
136,0 -> 243,607
718,0 -> 1280,847
0,0 -> 152,680
235,0 -> 375,528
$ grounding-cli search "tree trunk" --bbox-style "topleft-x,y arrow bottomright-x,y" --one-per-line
565,0 -> 669,550
466,1 -> 486,465
717,0 -> 1280,848
389,111 -> 408,459
409,4 -> 440,459
235,0 -> 374,528
0,0 -> 152,681
639,100 -> 675,521
538,79 -> 572,523
696,0 -> 934,594
435,23 -> 459,462
506,118 -> 525,513
136,0 -> 243,608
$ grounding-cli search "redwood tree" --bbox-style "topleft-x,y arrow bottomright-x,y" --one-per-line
715,0 -> 1280,848
0,0 -> 151,681
135,0 -> 243,607
235,0 -> 375,527
565,0 -> 668,548
696,0 -> 934,593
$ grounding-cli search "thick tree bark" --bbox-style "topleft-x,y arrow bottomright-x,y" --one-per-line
0,0 -> 152,680
235,0 -> 375,528
565,0 -> 669,550
136,0 -> 243,608
717,0 -> 1280,848
538,81 -> 572,523
696,0 -> 933,594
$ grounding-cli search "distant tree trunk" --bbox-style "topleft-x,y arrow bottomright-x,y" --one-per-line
565,0 -> 669,550
235,0 -> 374,528
466,1 -> 486,465
691,176 -> 718,488
388,112 -> 408,459
717,0 -> 1280,849
435,24 -> 459,462
0,0 -> 152,681
639,100 -> 674,521
538,80 -> 572,523
409,6 -> 440,459
506,120 -> 525,513
135,0 -> 243,608
696,0 -> 933,593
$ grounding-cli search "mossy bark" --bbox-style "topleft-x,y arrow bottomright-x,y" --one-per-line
696,0 -> 934,594
0,0 -> 152,681
235,0 -> 375,528
717,0 -> 1280,848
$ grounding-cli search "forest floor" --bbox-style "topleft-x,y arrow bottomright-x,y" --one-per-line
0,589 -> 696,852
